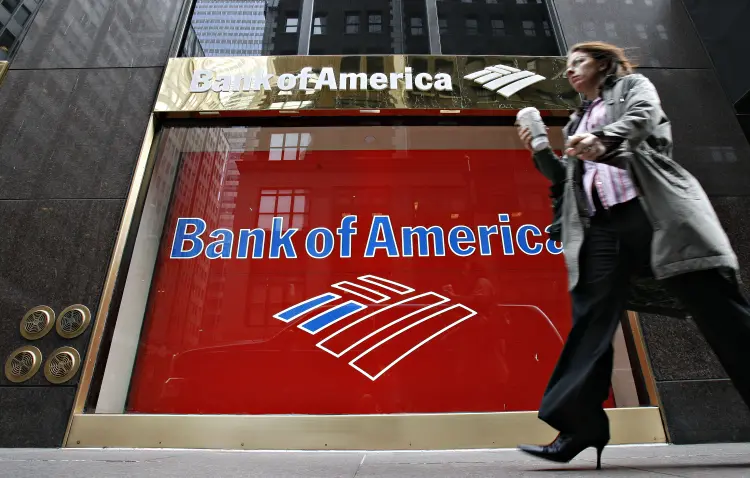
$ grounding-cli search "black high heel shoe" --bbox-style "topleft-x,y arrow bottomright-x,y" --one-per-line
518,433 -> 609,470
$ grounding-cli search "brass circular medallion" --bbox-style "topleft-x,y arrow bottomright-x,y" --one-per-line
20,306 -> 56,340
4,346 -> 43,383
56,304 -> 91,339
44,347 -> 81,384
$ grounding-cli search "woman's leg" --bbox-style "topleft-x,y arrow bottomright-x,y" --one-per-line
663,269 -> 750,408
519,199 -> 652,468
538,199 -> 653,437
537,223 -> 630,438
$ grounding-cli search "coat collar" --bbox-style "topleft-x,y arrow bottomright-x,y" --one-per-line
568,74 -> 623,121
601,73 -> 621,89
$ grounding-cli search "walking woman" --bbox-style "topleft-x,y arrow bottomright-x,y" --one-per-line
517,41 -> 750,469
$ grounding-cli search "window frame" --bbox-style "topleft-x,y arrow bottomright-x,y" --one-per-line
285,15 -> 299,34
409,17 -> 424,36
368,12 -> 383,34
313,15 -> 326,35
345,12 -> 360,34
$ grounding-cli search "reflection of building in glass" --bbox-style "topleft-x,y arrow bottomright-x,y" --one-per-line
0,0 -> 42,60
9,0 -> 161,66
182,24 -> 206,57
190,0 -> 269,56
257,188 -> 307,230
148,127 -> 236,347
268,132 -> 310,161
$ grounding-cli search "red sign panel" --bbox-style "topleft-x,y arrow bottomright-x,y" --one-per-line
127,126 -> 586,415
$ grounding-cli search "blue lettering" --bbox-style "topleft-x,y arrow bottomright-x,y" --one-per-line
401,226 -> 445,257
269,217 -> 298,259
516,224 -> 543,255
477,225 -> 498,255
498,214 -> 515,255
170,215 -> 559,260
447,226 -> 476,257
364,216 -> 399,257
336,215 -> 357,258
237,228 -> 265,259
206,228 -> 234,259
170,218 -> 206,259
306,227 -> 335,259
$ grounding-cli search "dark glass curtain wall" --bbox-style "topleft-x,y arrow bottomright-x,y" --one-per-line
437,0 -> 557,56
180,0 -> 560,57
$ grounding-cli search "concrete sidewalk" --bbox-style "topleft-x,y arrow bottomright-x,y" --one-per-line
0,443 -> 748,477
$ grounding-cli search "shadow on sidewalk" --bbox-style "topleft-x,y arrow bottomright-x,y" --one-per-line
534,462 -> 750,473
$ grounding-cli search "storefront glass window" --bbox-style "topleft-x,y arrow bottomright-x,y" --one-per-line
95,123 -> 641,415
437,0 -> 558,55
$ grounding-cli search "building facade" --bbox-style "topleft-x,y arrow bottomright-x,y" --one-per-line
0,0 -> 749,448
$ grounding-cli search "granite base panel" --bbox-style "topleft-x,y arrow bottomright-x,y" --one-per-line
0,386 -> 75,447
657,379 -> 750,444
638,314 -> 726,382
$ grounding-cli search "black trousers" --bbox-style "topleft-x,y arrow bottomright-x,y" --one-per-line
538,198 -> 750,437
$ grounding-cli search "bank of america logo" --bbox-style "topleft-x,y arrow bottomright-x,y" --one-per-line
464,64 -> 546,98
273,275 -> 476,381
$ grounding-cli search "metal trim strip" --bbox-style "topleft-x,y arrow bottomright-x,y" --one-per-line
626,311 -> 670,441
0,62 -> 8,85
65,407 -> 666,450
63,116 -> 157,443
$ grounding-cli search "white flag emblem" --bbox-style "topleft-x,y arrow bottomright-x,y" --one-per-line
464,64 -> 546,98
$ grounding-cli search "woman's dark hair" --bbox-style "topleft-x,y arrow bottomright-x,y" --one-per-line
569,41 -> 636,78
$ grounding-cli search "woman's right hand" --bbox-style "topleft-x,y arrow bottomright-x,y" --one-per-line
518,127 -> 534,152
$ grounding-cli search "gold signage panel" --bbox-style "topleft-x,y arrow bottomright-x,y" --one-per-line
155,55 -> 579,116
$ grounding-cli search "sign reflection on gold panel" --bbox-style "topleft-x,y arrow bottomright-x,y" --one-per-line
0,62 -> 8,86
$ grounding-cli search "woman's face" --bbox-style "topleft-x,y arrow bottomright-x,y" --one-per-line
566,51 -> 604,94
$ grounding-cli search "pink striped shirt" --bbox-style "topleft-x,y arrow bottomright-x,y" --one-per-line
576,98 -> 638,215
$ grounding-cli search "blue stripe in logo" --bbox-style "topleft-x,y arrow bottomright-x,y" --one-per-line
275,293 -> 339,322
299,301 -> 366,333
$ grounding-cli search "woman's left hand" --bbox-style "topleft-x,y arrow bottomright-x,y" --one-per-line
565,133 -> 606,161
